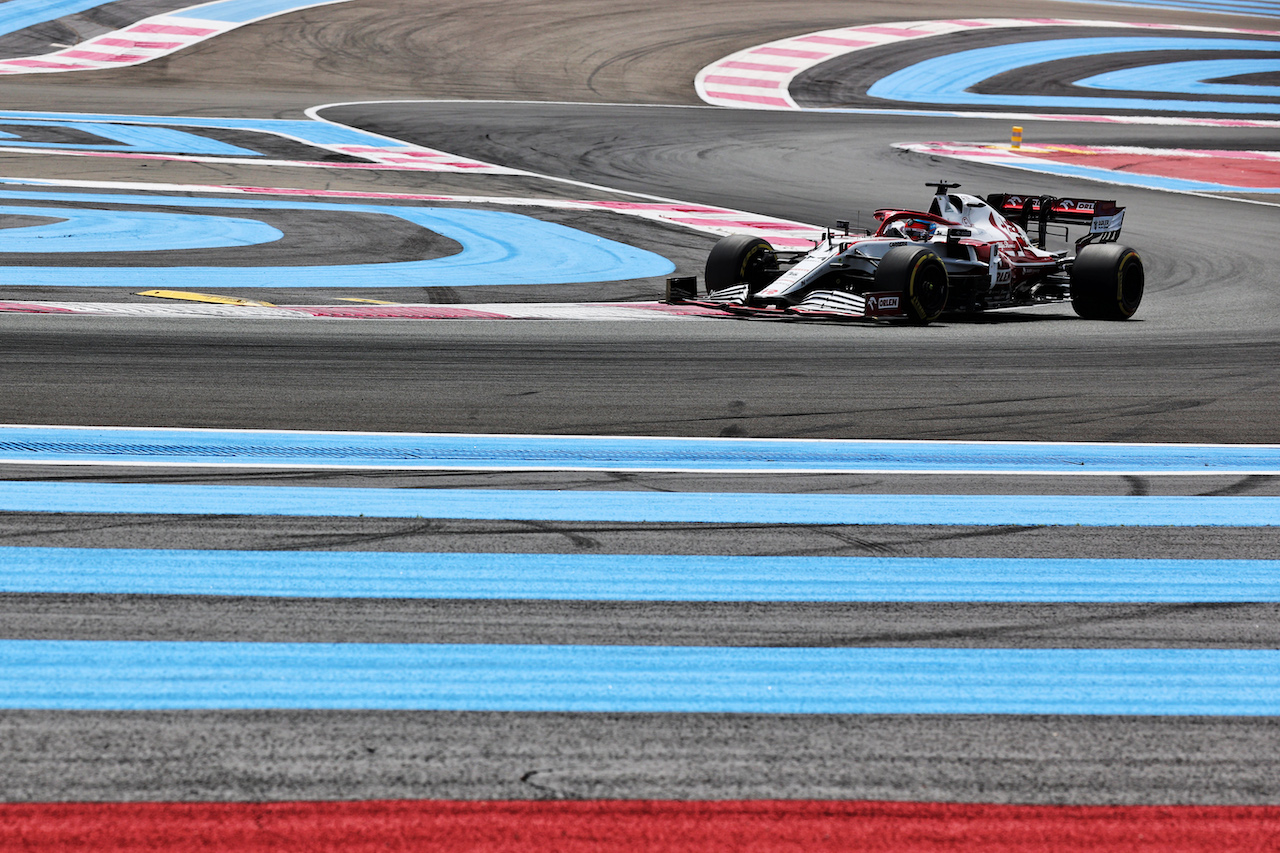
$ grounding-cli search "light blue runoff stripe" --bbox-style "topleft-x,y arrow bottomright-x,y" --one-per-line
1,641 -> 1276,714
5,548 -> 1278,602
1078,59 -> 1280,98
0,1 -> 118,38
0,191 -> 673,287
0,110 -> 408,149
3,427 -> 1279,473
1062,0 -> 1280,20
867,37 -> 1280,114
172,0 -> 353,23
0,121 -> 261,156
0,206 -> 282,253
0,483 -> 1276,526
0,0 -> 355,34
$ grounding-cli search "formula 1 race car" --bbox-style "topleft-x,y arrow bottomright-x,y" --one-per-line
668,181 -> 1143,323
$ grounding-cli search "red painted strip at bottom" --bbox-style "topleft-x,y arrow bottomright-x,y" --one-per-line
1,799 -> 1278,852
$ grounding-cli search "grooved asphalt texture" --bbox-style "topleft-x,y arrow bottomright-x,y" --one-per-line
0,0 -> 1278,817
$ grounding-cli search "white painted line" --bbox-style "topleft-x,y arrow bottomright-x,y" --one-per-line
0,301 -> 733,321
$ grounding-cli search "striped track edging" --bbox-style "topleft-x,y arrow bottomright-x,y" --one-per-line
2,641 -> 1279,714
5,548 -> 1278,602
0,142 -> 522,174
0,1 -> 356,76
897,142 -> 1280,193
1,425 -> 1278,473
0,483 -> 1276,525
1065,0 -> 1280,18
3,799 -> 1277,853
0,176 -> 824,247
696,17 -> 1280,128
0,301 -> 732,320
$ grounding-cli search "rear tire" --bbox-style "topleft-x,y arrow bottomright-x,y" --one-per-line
1071,244 -> 1143,320
875,245 -> 949,324
704,235 -> 776,295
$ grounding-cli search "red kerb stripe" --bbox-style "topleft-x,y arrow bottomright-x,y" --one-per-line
2,799 -> 1278,852
702,90 -> 792,107
128,24 -> 217,35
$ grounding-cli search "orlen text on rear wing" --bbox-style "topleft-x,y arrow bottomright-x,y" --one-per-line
986,193 -> 1126,250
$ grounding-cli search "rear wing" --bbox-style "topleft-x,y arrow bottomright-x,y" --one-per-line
985,193 -> 1125,249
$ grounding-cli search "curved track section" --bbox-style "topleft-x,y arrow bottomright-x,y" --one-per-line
0,0 -> 356,75
698,17 -> 1280,118
1,0 -> 1280,847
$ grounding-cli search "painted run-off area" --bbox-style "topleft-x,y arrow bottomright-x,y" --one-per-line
905,142 -> 1280,192
5,799 -> 1278,853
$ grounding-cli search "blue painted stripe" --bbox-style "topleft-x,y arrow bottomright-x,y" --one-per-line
2,428 -> 1278,473
173,0 -> 351,23
0,121 -> 261,157
0,192 -> 673,287
0,1 -> 116,38
1,641 -> 1276,714
0,483 -> 1275,526
868,37 -> 1280,114
4,548 -> 1278,602
1063,1 -> 1280,20
0,206 -> 281,252
0,0 -> 353,37
0,111 -> 410,149
1078,59 -> 1280,97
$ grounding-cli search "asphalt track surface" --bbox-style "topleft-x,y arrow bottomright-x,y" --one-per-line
1,0 -> 1279,839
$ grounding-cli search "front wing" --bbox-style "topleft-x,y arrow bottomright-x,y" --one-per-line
670,289 -> 907,320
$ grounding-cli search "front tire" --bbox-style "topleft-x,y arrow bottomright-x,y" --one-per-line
704,235 -> 776,295
1071,244 -> 1143,320
876,245 -> 949,324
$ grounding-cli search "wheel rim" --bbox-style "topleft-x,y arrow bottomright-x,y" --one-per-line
914,260 -> 947,316
742,246 -> 774,288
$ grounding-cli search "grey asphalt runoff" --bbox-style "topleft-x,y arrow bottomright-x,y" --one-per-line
1,316 -> 1276,443
0,0 -> 1278,809
1,711 -> 1276,805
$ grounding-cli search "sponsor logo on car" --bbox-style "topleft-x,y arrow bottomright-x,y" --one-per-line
866,294 -> 901,313
1089,211 -> 1125,233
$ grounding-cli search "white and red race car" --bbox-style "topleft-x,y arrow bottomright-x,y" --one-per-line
669,181 -> 1143,323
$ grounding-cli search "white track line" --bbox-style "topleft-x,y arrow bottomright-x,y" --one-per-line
0,301 -> 734,320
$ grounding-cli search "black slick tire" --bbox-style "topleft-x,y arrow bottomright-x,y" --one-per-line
875,245 -> 949,324
1071,244 -> 1144,320
704,235 -> 776,295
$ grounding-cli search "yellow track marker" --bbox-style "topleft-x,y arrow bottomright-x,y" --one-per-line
336,298 -> 400,305
1037,145 -> 1099,155
1011,125 -> 1023,149
138,290 -> 276,307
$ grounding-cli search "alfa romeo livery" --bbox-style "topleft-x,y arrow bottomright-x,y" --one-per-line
669,182 -> 1144,324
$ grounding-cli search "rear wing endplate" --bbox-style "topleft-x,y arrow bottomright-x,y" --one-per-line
985,193 -> 1125,249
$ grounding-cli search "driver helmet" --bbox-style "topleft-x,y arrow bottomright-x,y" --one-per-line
903,218 -> 936,241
